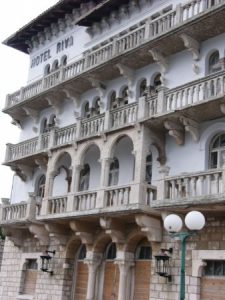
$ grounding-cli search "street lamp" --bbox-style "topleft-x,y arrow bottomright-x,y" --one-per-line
164,211 -> 205,300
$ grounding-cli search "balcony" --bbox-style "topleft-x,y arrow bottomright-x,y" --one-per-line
3,0 -> 225,118
1,166 -> 225,226
4,69 -> 225,166
152,168 -> 225,211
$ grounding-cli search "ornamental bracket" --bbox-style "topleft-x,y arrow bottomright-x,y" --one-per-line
115,63 -> 134,95
164,120 -> 184,145
149,48 -> 168,74
180,33 -> 200,61
180,116 -> 200,142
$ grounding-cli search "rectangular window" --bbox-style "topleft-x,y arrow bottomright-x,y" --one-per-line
203,260 -> 225,276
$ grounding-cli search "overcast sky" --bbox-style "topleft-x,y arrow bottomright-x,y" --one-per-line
0,0 -> 58,199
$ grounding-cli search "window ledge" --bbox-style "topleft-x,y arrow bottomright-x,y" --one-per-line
16,295 -> 34,300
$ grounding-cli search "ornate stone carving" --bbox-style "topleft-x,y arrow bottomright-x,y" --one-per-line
180,33 -> 200,61
45,93 -> 63,115
149,48 -> 168,74
180,116 -> 200,142
70,220 -> 96,245
62,86 -> 81,108
100,217 -> 126,243
164,120 -> 184,145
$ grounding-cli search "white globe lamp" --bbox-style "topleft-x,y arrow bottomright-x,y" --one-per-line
164,214 -> 183,233
185,211 -> 205,231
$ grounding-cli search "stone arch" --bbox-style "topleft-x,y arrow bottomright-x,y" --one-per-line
205,48 -> 221,75
136,77 -> 147,98
150,72 -> 162,90
125,229 -> 149,253
51,149 -> 74,171
107,89 -> 117,110
40,117 -> 48,133
108,134 -> 135,185
78,141 -> 102,165
81,100 -> 90,118
60,54 -> 68,66
44,64 -> 50,76
118,84 -> 129,98
107,133 -> 135,158
52,59 -> 59,71
92,96 -> 101,115
92,232 -> 112,253
199,122 -> 225,168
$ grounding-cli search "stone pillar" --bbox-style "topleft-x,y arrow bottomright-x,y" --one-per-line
137,96 -> 147,120
76,119 -> 82,139
26,192 -> 36,219
115,259 -> 134,300
85,252 -> 102,300
72,164 -> 83,193
175,4 -> 183,24
99,158 -> 111,188
104,110 -> 111,131
156,165 -> 170,201
222,154 -> 225,193
156,86 -> 168,114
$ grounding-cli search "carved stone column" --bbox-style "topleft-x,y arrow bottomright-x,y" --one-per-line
115,258 -> 134,300
84,252 -> 102,300
72,164 -> 83,192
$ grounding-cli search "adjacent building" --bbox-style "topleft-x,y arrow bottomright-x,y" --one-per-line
1,0 -> 225,299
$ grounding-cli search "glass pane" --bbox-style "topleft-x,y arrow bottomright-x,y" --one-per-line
204,261 -> 214,276
214,261 -> 223,275
212,136 -> 220,148
210,152 -> 218,168
220,134 -> 225,146
138,246 -> 152,260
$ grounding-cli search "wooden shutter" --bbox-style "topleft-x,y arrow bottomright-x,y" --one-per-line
74,262 -> 88,300
103,262 -> 119,300
133,261 -> 151,300
200,277 -> 225,300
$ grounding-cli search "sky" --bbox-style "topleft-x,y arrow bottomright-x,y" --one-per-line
0,0 -> 59,199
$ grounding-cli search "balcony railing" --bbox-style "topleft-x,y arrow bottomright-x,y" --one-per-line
5,68 -> 225,164
4,0 -> 225,110
2,202 -> 27,221
48,196 -> 67,215
105,185 -> 131,207
74,191 -> 97,211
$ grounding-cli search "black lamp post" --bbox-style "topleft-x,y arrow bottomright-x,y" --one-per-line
40,250 -> 55,275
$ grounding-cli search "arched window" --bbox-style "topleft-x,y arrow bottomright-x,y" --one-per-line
49,114 -> 56,129
40,118 -> 48,133
135,242 -> 152,260
208,51 -> 221,74
44,64 -> 50,76
61,55 -> 67,66
121,86 -> 129,105
84,102 -> 91,118
79,164 -> 90,191
209,133 -> 225,168
52,59 -> 59,71
105,242 -> 117,260
93,97 -> 101,115
108,158 -> 119,186
146,153 -> 152,184
36,175 -> 46,198
78,245 -> 87,260
153,73 -> 162,89
110,91 -> 117,109
139,79 -> 147,97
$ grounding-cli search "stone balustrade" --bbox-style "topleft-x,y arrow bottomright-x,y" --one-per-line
73,191 -> 97,211
104,185 -> 131,207
80,114 -> 104,138
48,196 -> 67,214
145,184 -> 157,205
5,68 -> 225,164
5,0 -> 224,110
1,202 -> 27,221
165,70 -> 225,113
54,124 -> 77,146
110,102 -> 137,129
163,169 -> 224,202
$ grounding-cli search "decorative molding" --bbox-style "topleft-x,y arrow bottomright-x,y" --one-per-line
180,116 -> 200,142
23,107 -> 39,124
149,48 -> 168,74
180,33 -> 200,61
135,214 -> 162,242
29,224 -> 49,245
11,118 -> 22,129
70,220 -> 96,245
164,120 -> 184,145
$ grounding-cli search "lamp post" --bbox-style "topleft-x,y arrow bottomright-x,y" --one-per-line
164,211 -> 205,300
